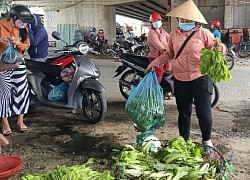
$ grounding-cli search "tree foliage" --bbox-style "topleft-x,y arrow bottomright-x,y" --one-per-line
0,0 -> 13,19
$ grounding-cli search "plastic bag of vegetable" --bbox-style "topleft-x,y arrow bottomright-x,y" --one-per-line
125,72 -> 165,132
0,43 -> 23,64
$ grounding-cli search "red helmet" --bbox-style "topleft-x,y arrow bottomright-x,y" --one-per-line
149,12 -> 162,22
127,26 -> 133,31
211,20 -> 220,28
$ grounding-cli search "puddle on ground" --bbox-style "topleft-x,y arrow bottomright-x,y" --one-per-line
45,122 -> 122,157
233,108 -> 250,129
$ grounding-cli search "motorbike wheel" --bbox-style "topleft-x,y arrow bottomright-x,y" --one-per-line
225,53 -> 234,70
119,70 -> 143,99
211,83 -> 219,108
112,52 -> 119,59
82,89 -> 107,124
237,46 -> 249,58
101,46 -> 111,56
134,46 -> 147,57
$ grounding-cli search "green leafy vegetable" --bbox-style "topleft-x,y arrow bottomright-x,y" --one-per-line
200,39 -> 232,83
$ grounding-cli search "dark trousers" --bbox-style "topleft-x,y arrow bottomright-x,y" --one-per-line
174,75 -> 213,141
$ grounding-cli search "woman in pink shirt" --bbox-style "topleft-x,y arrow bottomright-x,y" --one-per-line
147,12 -> 170,84
146,0 -> 226,157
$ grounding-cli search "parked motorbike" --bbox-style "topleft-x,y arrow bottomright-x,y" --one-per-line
114,53 -> 219,108
237,41 -> 250,58
26,31 -> 107,124
110,37 -> 147,59
225,43 -> 238,70
88,37 -> 111,56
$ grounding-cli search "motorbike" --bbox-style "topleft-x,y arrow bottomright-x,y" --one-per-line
237,41 -> 250,58
88,37 -> 111,56
26,31 -> 107,124
110,37 -> 147,59
225,43 -> 238,70
114,53 -> 219,108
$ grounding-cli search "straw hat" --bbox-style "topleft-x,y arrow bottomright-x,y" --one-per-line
167,0 -> 207,24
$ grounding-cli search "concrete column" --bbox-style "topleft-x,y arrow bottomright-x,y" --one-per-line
224,0 -> 234,28
44,2 -> 116,44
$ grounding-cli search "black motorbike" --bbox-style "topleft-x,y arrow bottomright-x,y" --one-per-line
114,53 -> 219,108
237,41 -> 250,58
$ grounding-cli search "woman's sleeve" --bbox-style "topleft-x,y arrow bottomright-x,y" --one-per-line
148,31 -> 166,52
205,29 -> 227,55
146,35 -> 174,70
16,37 -> 30,52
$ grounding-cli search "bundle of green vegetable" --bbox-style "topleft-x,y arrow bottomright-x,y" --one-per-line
200,39 -> 231,83
125,72 -> 165,132
113,136 -> 235,180
21,159 -> 114,180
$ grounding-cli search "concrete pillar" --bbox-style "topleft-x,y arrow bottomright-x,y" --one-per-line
169,0 -> 199,31
44,2 -> 116,44
224,0 -> 234,28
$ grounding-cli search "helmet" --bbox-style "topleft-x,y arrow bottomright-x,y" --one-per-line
91,27 -> 96,32
99,29 -> 104,33
211,20 -> 220,28
149,12 -> 162,22
127,26 -> 133,31
10,5 -> 33,23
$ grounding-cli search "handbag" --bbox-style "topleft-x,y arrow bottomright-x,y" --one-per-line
0,43 -> 23,64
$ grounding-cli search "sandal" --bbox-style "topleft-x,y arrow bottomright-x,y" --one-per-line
2,129 -> 12,136
17,123 -> 28,133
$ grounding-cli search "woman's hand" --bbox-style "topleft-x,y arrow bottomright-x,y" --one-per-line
0,134 -> 9,154
145,66 -> 156,74
0,36 -> 9,43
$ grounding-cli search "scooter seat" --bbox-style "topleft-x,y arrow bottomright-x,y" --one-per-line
120,53 -> 149,69
26,59 -> 63,79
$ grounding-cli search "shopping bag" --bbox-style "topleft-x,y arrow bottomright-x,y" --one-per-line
0,44 -> 23,64
48,82 -> 69,102
125,72 -> 165,132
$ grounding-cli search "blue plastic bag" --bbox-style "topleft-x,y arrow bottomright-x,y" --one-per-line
0,44 -> 23,64
125,72 -> 166,132
48,82 -> 69,102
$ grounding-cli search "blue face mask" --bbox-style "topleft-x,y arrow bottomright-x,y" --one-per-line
178,22 -> 196,31
152,20 -> 162,29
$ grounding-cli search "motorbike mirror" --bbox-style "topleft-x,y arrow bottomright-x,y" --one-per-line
52,31 -> 61,40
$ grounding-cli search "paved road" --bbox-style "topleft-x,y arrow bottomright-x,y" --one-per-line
92,56 -> 250,110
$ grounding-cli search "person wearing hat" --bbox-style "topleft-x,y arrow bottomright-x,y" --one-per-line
146,0 -> 227,157
147,12 -> 171,86
124,26 -> 135,50
0,5 -> 33,136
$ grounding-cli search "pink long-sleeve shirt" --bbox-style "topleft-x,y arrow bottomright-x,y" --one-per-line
147,26 -> 227,81
147,27 -> 169,58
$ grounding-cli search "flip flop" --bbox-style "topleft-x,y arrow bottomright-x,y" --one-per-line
17,123 -> 28,133
2,130 -> 12,136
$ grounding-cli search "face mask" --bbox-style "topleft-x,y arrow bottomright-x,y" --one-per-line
178,22 -> 196,31
15,19 -> 27,29
152,20 -> 162,29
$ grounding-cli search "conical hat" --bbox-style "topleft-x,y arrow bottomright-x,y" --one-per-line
167,0 -> 207,24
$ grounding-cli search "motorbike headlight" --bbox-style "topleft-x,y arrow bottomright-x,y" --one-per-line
78,43 -> 89,55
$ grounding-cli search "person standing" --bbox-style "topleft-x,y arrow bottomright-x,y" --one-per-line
28,14 -> 48,62
145,0 -> 227,157
147,12 -> 170,85
0,5 -> 33,135
210,20 -> 221,40
124,26 -> 135,50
